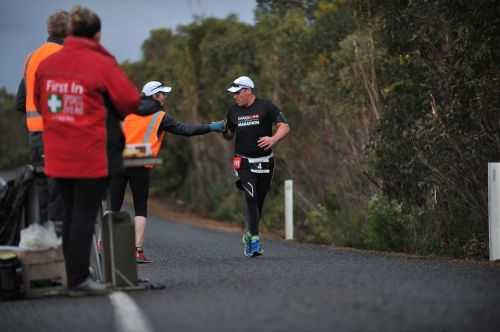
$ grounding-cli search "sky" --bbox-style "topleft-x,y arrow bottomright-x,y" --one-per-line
0,0 -> 256,93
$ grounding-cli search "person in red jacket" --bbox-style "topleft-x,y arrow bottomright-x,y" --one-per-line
34,6 -> 140,295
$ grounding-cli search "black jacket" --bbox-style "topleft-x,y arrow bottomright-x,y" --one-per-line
138,96 -> 211,136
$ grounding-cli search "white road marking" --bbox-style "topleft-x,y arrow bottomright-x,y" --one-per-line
109,291 -> 154,332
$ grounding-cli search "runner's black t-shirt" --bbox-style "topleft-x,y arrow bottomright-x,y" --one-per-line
226,98 -> 283,158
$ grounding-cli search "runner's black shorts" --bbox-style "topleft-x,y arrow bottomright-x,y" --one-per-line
235,157 -> 275,198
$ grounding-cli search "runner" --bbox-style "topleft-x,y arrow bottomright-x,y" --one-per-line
223,76 -> 290,257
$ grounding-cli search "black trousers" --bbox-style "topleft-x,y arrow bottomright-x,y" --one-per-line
236,158 -> 274,236
57,177 -> 108,288
110,167 -> 150,217
48,179 -> 64,221
29,132 -> 64,223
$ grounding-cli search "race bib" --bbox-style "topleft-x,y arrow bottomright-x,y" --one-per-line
250,161 -> 270,174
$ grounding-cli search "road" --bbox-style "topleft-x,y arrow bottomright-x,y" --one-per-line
1,212 -> 500,332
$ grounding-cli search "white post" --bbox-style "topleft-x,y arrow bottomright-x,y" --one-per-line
488,163 -> 500,261
285,180 -> 294,240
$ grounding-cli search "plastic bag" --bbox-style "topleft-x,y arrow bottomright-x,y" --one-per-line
18,221 -> 61,250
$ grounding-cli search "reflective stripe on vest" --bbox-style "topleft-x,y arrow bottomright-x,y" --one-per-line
123,111 -> 166,158
24,42 -> 63,132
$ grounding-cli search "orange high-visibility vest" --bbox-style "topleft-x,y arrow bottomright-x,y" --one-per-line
123,111 -> 166,159
24,42 -> 63,132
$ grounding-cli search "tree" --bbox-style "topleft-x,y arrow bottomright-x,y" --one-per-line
371,0 -> 500,256
0,88 -> 29,168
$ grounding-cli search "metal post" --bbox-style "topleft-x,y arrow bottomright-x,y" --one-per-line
106,191 -> 117,286
488,163 -> 500,261
285,180 -> 294,240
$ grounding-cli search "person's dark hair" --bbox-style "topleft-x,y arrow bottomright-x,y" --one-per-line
47,10 -> 69,38
69,6 -> 101,38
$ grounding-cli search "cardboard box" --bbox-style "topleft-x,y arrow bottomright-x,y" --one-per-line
17,247 -> 66,297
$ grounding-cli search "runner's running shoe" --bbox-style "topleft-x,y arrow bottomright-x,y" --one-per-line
136,250 -> 152,264
242,232 -> 252,257
250,236 -> 264,257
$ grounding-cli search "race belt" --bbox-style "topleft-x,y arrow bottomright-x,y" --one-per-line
233,153 -> 273,174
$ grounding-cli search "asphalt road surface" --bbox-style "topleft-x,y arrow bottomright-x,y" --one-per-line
2,212 -> 500,332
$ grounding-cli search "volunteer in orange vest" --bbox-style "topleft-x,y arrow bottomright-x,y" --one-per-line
110,81 -> 225,264
15,10 -> 69,229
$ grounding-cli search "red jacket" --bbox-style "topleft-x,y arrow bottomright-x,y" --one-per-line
34,36 -> 140,178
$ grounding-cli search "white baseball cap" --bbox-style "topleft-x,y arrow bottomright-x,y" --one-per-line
142,81 -> 172,96
227,76 -> 254,93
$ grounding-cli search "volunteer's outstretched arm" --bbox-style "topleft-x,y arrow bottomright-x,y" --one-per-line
160,114 -> 224,136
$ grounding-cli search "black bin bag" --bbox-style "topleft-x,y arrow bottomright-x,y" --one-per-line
0,166 -> 34,246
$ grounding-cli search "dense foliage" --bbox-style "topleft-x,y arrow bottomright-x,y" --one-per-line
1,0 -> 498,258
0,88 -> 29,168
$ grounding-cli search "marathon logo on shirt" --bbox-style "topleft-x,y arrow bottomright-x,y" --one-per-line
237,114 -> 260,127
46,79 -> 85,122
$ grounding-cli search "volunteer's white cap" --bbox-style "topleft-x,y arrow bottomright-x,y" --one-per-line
227,76 -> 254,93
142,81 -> 172,96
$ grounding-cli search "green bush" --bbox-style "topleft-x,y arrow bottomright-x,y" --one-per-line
260,191 -> 285,231
299,190 -> 365,246
302,205 -> 335,244
0,88 -> 30,169
210,190 -> 245,225
365,194 -> 408,251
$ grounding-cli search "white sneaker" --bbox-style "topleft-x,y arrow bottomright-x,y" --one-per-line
68,276 -> 109,297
